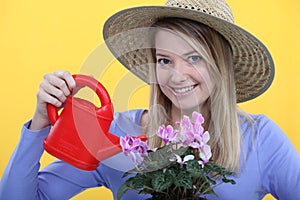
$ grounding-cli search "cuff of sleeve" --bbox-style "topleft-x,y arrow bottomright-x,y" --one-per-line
22,120 -> 51,139
4,121 -> 52,173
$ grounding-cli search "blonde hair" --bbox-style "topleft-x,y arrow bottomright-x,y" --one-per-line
144,18 -> 251,172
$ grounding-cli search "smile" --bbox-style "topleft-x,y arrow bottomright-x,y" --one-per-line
173,85 -> 197,94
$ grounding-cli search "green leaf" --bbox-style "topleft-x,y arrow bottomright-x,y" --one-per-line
117,174 -> 147,200
138,187 -> 154,194
165,167 -> 177,179
186,159 -> 203,178
222,178 -> 236,185
127,176 -> 145,189
119,146 -> 237,199
174,171 -> 193,189
128,145 -> 188,173
117,183 -> 130,200
151,171 -> 174,192
205,175 -> 217,185
198,181 -> 214,195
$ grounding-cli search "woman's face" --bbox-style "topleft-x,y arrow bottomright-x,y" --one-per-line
155,30 -> 215,112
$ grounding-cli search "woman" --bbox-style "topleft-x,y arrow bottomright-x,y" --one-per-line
0,0 -> 299,199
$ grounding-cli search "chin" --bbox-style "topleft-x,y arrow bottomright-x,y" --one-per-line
173,102 -> 200,113
172,98 -> 209,114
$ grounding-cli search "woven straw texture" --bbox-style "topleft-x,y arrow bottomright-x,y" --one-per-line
103,0 -> 274,103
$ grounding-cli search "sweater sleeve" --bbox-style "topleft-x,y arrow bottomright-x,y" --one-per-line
0,121 -> 106,200
101,109 -> 146,172
256,116 -> 300,199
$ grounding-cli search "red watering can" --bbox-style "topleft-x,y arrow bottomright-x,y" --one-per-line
44,74 -> 146,171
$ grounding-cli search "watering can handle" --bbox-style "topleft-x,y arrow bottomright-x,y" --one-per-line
47,74 -> 112,125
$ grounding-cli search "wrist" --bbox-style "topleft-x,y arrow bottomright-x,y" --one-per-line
29,113 -> 51,130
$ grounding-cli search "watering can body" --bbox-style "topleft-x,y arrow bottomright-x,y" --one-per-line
44,74 -> 145,171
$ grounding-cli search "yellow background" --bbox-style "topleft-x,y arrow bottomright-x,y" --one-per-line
0,0 -> 299,199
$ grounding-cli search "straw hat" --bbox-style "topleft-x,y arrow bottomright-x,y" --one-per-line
103,0 -> 274,103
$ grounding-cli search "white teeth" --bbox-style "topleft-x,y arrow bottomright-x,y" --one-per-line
174,85 -> 195,93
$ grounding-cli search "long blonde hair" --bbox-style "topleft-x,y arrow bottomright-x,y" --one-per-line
145,18 -> 249,172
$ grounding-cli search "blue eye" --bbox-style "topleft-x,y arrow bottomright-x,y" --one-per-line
157,58 -> 171,65
188,55 -> 202,63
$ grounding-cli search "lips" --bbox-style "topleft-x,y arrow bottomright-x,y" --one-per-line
173,84 -> 197,94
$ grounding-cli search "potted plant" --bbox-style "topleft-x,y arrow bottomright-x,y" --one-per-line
118,112 -> 236,200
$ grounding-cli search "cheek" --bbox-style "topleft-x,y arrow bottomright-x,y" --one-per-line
198,73 -> 213,90
202,72 -> 215,93
156,68 -> 169,85
156,68 -> 172,97
193,67 -> 215,92
191,71 -> 214,107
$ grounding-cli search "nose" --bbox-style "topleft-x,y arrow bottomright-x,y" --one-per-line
169,60 -> 189,83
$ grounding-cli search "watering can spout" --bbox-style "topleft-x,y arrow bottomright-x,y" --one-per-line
96,103 -> 114,133
96,131 -> 147,161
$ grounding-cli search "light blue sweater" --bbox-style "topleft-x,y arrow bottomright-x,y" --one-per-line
0,109 -> 300,199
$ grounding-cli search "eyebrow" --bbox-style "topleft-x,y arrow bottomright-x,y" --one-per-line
155,53 -> 170,58
182,50 -> 198,56
156,50 -> 198,57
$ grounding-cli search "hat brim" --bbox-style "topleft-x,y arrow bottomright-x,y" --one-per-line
103,6 -> 274,103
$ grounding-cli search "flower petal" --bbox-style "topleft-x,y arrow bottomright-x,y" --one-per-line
120,136 -> 127,149
189,142 -> 201,149
198,160 -> 205,168
200,145 -> 212,162
192,111 -> 204,124
183,155 -> 195,162
202,131 -> 210,144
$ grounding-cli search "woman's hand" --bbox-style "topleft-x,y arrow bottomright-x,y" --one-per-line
29,70 -> 76,130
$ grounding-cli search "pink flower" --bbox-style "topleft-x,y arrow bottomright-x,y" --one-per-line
121,111 -> 212,167
192,112 -> 205,141
202,131 -> 210,144
192,111 -> 204,124
138,141 -> 150,157
177,115 -> 195,146
120,135 -> 150,163
176,112 -> 206,148
198,144 -> 212,167
156,125 -> 178,144
120,135 -> 140,153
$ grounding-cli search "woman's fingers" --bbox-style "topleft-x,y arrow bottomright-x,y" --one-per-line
37,83 -> 65,107
53,70 -> 76,92
43,72 -> 73,97
30,70 -> 76,130
37,71 -> 76,109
